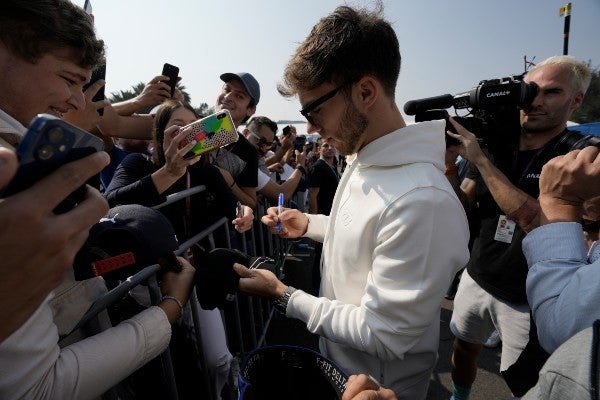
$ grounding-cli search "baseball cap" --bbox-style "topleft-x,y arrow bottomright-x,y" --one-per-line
73,204 -> 180,282
238,345 -> 348,400
220,72 -> 260,105
194,247 -> 277,310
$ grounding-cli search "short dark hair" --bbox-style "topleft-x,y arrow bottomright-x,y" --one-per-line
152,100 -> 198,166
247,116 -> 278,136
1,0 -> 105,68
278,4 -> 400,99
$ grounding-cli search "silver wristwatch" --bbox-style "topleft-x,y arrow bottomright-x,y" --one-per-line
274,286 -> 297,314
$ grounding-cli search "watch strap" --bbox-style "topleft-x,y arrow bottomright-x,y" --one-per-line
274,286 -> 297,314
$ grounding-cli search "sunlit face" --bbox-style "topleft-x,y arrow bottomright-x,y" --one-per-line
0,48 -> 91,126
520,64 -> 583,134
215,79 -> 255,126
299,82 -> 367,155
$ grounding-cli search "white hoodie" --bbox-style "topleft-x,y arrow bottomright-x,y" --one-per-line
288,120 -> 470,399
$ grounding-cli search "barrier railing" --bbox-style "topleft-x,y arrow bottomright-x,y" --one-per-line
72,185 -> 290,400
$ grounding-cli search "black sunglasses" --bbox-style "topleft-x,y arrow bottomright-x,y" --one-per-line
300,81 -> 354,125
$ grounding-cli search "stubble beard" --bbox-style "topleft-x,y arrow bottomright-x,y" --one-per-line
334,101 -> 368,155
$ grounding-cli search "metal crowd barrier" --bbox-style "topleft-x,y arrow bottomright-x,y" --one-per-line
72,185 -> 290,400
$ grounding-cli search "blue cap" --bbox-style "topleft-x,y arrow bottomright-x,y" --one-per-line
220,72 -> 260,105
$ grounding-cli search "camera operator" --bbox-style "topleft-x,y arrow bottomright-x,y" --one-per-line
446,55 -> 591,399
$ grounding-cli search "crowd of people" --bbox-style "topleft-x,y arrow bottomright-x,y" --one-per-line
0,1 -> 599,400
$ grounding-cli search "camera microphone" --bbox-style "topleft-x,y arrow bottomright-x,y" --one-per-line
403,94 -> 454,116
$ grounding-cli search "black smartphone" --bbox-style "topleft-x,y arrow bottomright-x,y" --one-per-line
82,62 -> 106,116
161,63 -> 179,97
0,114 -> 104,214
282,125 -> 292,136
294,135 -> 307,150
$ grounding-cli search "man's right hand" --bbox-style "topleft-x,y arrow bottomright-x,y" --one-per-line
0,149 -> 109,341
261,206 -> 308,238
446,117 -> 488,166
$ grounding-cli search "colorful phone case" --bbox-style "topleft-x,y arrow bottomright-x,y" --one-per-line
180,109 -> 238,159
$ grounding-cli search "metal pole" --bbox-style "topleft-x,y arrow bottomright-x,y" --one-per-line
562,3 -> 572,55
563,14 -> 570,55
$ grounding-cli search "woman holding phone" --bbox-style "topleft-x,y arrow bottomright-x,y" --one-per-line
104,100 -> 253,398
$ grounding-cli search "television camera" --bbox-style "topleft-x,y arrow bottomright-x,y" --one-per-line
404,74 -> 536,149
404,74 -> 599,153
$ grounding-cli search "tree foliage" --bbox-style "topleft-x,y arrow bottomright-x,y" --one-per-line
108,82 -> 213,116
571,63 -> 600,123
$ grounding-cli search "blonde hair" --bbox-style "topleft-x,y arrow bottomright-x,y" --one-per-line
528,55 -> 591,95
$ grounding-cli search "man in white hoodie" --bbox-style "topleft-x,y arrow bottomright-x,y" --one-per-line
233,5 -> 470,399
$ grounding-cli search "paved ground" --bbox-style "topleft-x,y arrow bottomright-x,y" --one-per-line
265,239 -> 513,400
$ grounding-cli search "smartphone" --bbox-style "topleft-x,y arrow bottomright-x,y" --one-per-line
0,114 -> 104,214
82,62 -> 106,116
294,135 -> 307,150
177,109 -> 238,159
161,63 -> 179,97
282,125 -> 292,137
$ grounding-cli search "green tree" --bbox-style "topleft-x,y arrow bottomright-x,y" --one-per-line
571,63 -> 600,123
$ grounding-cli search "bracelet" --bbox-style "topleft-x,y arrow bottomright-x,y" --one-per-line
230,180 -> 236,188
445,165 -> 458,176
162,295 -> 184,317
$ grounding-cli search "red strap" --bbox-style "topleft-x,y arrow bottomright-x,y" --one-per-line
92,252 -> 136,276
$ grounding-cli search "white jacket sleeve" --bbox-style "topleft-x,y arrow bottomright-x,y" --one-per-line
0,296 -> 171,400
303,213 -> 329,243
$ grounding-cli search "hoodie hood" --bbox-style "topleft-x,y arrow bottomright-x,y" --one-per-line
353,120 -> 446,172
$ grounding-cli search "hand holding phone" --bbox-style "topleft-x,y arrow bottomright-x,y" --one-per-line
0,136 -> 108,341
0,114 -> 105,214
177,109 -> 238,159
82,62 -> 106,116
161,63 -> 179,97
294,135 -> 307,151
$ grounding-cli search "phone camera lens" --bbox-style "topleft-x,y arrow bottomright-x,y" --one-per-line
217,113 -> 225,120
37,144 -> 54,160
47,127 -> 64,143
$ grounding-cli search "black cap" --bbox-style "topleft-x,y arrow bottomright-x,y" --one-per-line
73,204 -> 179,282
194,248 -> 276,310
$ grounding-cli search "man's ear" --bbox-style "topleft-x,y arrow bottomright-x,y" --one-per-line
571,91 -> 585,110
355,76 -> 378,110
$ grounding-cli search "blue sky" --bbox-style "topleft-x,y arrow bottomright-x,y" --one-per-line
86,0 -> 599,123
